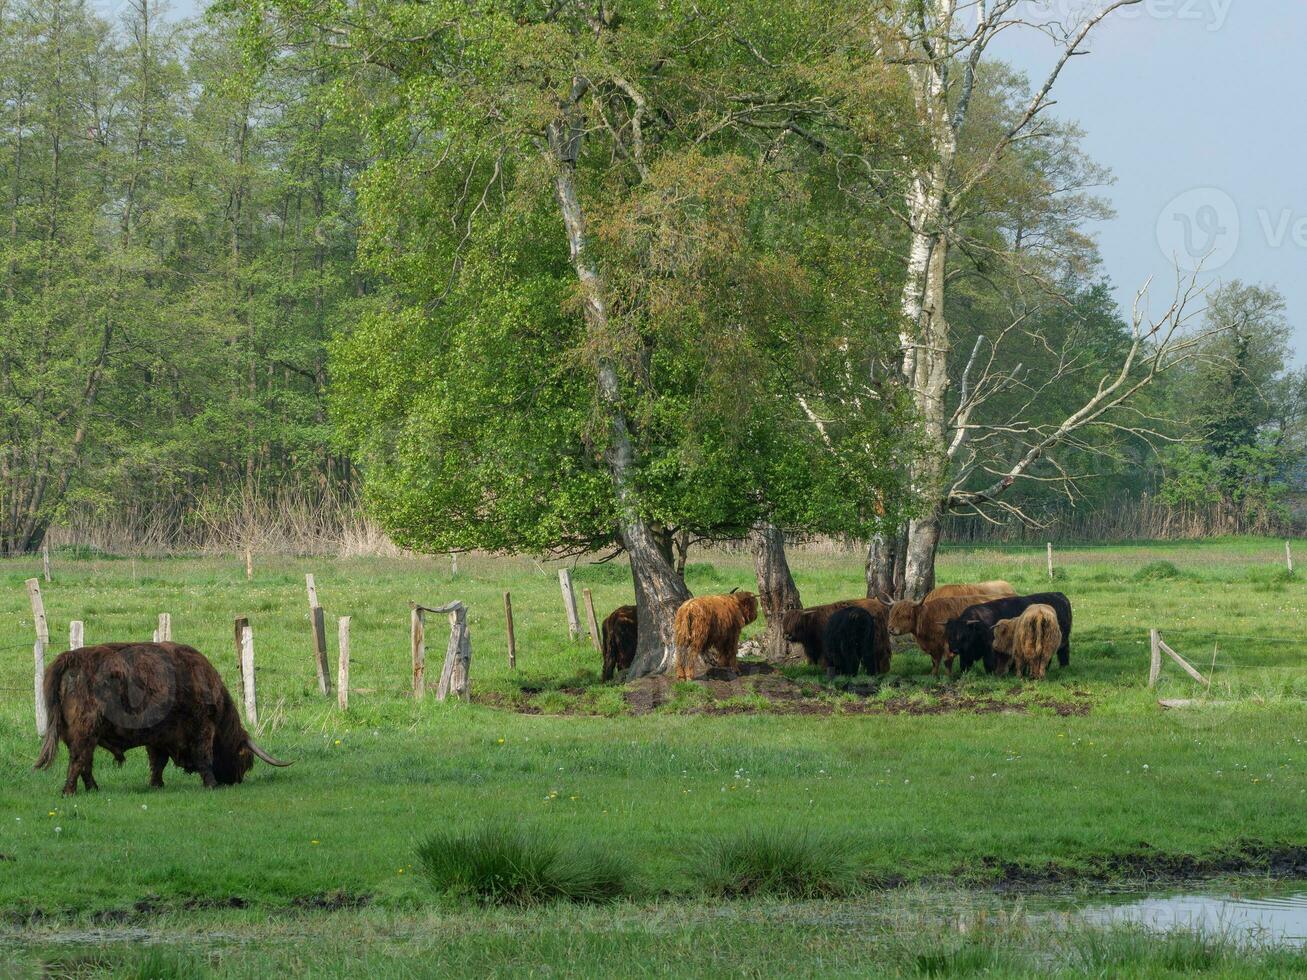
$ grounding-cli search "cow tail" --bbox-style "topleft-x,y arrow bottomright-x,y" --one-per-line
33,657 -> 67,770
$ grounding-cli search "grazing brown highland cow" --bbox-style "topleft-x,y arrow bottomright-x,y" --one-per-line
992,604 -> 1062,679
600,604 -> 638,681
888,593 -> 1003,675
781,599 -> 892,675
35,643 -> 291,796
672,591 -> 758,681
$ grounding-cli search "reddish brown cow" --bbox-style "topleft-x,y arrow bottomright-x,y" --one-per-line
673,592 -> 758,680
600,605 -> 638,681
35,642 -> 291,796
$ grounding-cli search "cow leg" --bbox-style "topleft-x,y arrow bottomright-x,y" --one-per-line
147,747 -> 169,788
64,741 -> 97,796
194,721 -> 219,788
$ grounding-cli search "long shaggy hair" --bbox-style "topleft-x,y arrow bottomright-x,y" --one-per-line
673,591 -> 758,681
600,605 -> 638,682
782,598 -> 891,675
924,580 -> 1013,602
888,593 -> 1000,675
992,604 -> 1062,680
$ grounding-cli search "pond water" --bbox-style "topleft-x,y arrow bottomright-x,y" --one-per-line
1060,889 -> 1307,947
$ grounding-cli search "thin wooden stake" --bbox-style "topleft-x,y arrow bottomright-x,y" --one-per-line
451,553 -> 459,577
238,619 -> 257,727
504,590 -> 517,670
310,606 -> 331,696
33,638 -> 47,737
1047,542 -> 1054,580
410,604 -> 426,699
559,569 -> 581,641
306,573 -> 319,608
26,578 -> 49,645
337,616 -> 351,712
582,588 -> 602,655
1148,628 -> 1162,688
69,621 -> 84,650
42,543 -> 51,583
234,616 -> 249,679
245,548 -> 253,581
157,613 -> 171,642
1158,635 -> 1210,686
1286,540 -> 1294,574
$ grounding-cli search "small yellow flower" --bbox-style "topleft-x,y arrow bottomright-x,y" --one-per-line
334,740 -> 341,746
497,738 -> 505,745
311,840 -> 320,845
48,811 -> 56,817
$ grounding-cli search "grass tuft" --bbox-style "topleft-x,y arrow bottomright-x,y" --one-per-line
416,825 -> 629,906
1132,560 -> 1185,582
692,829 -> 861,899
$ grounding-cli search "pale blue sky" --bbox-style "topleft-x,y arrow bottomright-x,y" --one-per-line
119,0 -> 1305,361
995,1 -> 1306,362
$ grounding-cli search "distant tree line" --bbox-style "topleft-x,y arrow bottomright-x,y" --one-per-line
3,0 -> 1304,655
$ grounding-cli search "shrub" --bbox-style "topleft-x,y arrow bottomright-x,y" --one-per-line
691,829 -> 861,899
1132,560 -> 1184,582
416,825 -> 628,905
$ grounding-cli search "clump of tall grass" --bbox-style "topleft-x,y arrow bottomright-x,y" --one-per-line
415,825 -> 629,905
691,829 -> 861,899
1132,560 -> 1185,582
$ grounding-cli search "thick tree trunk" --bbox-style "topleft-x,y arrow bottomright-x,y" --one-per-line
750,522 -> 802,663
549,97 -> 689,678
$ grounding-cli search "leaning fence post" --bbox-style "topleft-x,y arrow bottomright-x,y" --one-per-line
1047,542 -> 1054,580
504,591 -> 517,669
410,603 -> 427,699
27,579 -> 49,737
435,602 -> 471,702
337,616 -> 351,712
306,574 -> 331,696
233,617 -> 248,678
559,569 -> 582,640
582,588 -> 602,657
69,621 -> 84,650
42,543 -> 51,583
1148,628 -> 1162,688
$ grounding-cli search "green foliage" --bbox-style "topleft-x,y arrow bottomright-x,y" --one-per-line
416,825 -> 629,905
692,830 -> 861,899
1132,560 -> 1184,582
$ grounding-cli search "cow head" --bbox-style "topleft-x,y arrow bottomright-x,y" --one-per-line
213,724 -> 292,785
887,600 -> 920,635
780,609 -> 806,643
948,618 -> 991,673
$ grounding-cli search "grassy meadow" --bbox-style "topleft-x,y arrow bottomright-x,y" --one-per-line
1,538 -> 1306,976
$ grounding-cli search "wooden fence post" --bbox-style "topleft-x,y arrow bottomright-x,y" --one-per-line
157,613 -> 171,642
559,569 -> 582,640
451,553 -> 459,577
27,579 -> 49,737
337,616 -> 351,712
234,617 -> 249,678
237,619 -> 258,727
42,543 -> 51,583
306,575 -> 330,696
410,603 -> 427,699
1148,628 -> 1162,688
503,590 -> 517,669
245,548 -> 253,581
69,621 -> 84,650
435,602 -> 471,702
1047,542 -> 1054,580
1286,540 -> 1294,574
582,588 -> 602,657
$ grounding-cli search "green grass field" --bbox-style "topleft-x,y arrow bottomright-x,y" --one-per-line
1,539 -> 1305,976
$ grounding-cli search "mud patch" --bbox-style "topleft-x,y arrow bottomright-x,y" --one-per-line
975,841 -> 1307,892
291,889 -> 370,912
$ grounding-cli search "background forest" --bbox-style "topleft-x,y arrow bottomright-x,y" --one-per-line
2,0 -> 1304,561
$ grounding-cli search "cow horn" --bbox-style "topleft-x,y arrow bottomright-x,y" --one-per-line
729,587 -> 740,594
246,738 -> 293,767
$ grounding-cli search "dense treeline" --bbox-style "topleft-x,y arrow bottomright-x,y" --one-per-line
2,0 -> 1304,582
0,0 -> 360,555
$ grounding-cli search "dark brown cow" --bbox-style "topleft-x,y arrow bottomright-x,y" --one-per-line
600,605 -> 637,681
34,643 -> 291,796
781,598 -> 892,675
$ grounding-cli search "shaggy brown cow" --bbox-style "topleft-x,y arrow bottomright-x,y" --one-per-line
781,598 -> 892,675
35,642 -> 291,796
887,594 -> 999,675
673,591 -> 758,681
600,605 -> 638,681
924,580 -> 1014,602
992,604 -> 1062,679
